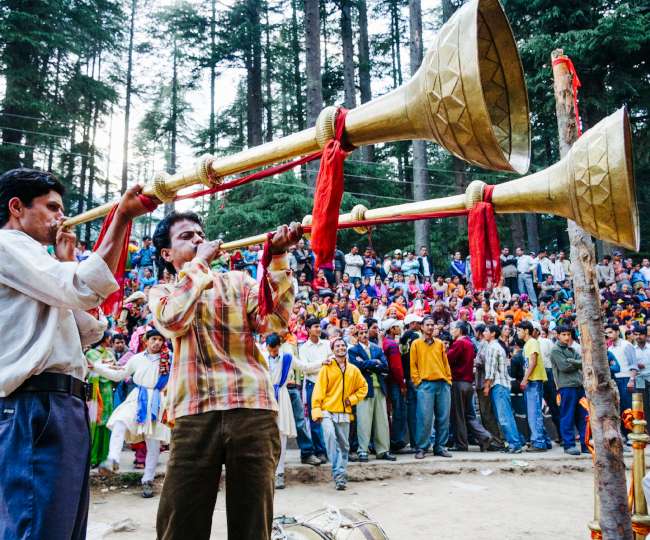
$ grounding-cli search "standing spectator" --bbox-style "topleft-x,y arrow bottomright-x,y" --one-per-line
242,244 -> 260,279
634,324 -> 650,419
516,247 -> 538,305
311,337 -> 368,490
134,236 -> 156,283
362,247 -> 377,278
606,323 -> 638,434
483,325 -> 523,453
410,316 -> 452,459
334,247 -> 346,283
639,259 -> 650,286
382,319 -> 407,451
418,246 -> 433,280
550,325 -> 588,456
401,314 -> 423,448
401,251 -> 421,280
344,246 -> 364,285
537,325 -> 561,440
517,320 -> 551,451
299,318 -> 333,463
596,255 -> 616,287
537,249 -> 553,280
348,324 -> 395,462
500,247 -> 518,294
449,251 -> 466,282
447,321 -> 494,452
389,249 -> 404,275
549,252 -> 566,284
558,251 -> 572,281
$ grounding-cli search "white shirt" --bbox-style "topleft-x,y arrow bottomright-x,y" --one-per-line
551,260 -> 566,283
641,266 -> 650,283
517,255 -> 535,274
539,337 -> 554,369
299,338 -> 333,383
538,257 -> 553,276
634,344 -> 650,388
344,253 -> 364,278
0,230 -> 117,396
609,339 -> 638,378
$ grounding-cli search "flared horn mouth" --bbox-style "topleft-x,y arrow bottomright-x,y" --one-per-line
415,0 -> 530,174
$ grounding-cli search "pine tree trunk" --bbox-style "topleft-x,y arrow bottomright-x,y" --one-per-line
510,215 -> 525,250
246,0 -> 263,147
165,40 -> 179,216
209,0 -> 217,154
551,48 -> 633,540
340,0 -> 356,110
263,4 -> 273,142
525,214 -> 540,252
85,52 -> 102,245
290,0 -> 304,131
105,107 -> 113,202
304,0 -> 323,187
409,0 -> 429,252
357,0 -> 373,162
121,0 -> 137,194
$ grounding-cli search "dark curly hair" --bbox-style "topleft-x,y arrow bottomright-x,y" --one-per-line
152,211 -> 203,278
0,168 -> 65,227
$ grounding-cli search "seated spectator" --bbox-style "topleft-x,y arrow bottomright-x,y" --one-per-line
312,269 -> 331,295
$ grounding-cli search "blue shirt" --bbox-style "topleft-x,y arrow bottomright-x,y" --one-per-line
137,246 -> 156,267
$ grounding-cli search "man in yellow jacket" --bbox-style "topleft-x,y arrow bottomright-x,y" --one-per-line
312,337 -> 368,490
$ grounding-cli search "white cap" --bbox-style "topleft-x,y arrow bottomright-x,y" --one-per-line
394,249 -> 402,255
404,314 -> 423,325
381,318 -> 401,332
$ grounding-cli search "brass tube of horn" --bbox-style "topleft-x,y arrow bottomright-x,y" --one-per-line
218,108 -> 639,252
63,0 -> 530,229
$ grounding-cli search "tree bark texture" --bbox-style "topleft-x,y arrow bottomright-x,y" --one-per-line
525,214 -> 540,253
551,48 -> 632,540
304,0 -> 323,187
409,0 -> 429,252
245,0 -> 263,147
357,0 -> 373,162
209,0 -> 217,154
121,0 -> 137,195
340,0 -> 356,110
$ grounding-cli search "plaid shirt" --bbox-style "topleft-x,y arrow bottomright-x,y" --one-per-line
484,340 -> 511,389
149,255 -> 293,421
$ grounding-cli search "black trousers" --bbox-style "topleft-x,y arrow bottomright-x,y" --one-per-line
450,381 -> 492,450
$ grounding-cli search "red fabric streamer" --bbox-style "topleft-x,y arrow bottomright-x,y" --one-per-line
173,150 -> 323,202
310,108 -> 351,270
467,185 -> 501,291
257,232 -> 275,317
93,195 -> 158,317
552,56 -> 582,137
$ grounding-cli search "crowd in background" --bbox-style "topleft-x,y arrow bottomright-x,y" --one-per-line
80,236 -> 650,491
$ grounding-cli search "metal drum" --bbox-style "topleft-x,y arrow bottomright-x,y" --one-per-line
272,508 -> 389,540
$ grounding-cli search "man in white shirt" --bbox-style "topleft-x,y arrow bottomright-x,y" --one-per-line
633,325 -> 650,418
515,247 -> 538,305
549,252 -> 566,283
640,259 -> 650,285
606,323 -> 638,435
344,245 -> 364,285
0,169 -> 149,540
299,317 -> 334,462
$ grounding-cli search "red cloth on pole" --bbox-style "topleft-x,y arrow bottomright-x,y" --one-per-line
93,195 -> 158,317
310,108 -> 350,270
467,185 -> 501,291
257,232 -> 275,317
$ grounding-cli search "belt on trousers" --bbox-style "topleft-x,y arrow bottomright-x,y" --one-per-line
14,372 -> 91,401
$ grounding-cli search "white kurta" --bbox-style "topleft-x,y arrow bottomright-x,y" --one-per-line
267,354 -> 297,438
92,351 -> 171,443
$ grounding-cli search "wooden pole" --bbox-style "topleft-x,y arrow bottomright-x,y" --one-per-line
551,48 -> 633,540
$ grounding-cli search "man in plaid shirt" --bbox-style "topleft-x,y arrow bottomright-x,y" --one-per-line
482,324 -> 524,453
149,211 -> 301,540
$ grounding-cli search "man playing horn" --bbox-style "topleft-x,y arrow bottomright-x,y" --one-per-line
149,211 -> 301,540
0,168 -> 150,540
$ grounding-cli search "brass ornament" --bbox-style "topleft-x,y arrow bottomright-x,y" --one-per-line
217,109 -> 638,253
63,0 -> 530,229
301,214 -> 313,241
151,172 -> 175,203
350,204 -> 370,234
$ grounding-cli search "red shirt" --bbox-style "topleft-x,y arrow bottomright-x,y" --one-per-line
447,336 -> 475,383
383,336 -> 405,389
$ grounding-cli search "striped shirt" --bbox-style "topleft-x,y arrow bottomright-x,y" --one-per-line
484,340 -> 512,390
149,255 -> 294,421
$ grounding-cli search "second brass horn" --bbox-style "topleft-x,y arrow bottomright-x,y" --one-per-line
63,0 -> 529,228
220,108 -> 638,252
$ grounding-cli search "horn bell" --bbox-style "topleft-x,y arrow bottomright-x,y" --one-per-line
491,108 -> 639,251
343,0 -> 530,174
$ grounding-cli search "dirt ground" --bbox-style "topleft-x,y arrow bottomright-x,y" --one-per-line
88,469 -> 594,539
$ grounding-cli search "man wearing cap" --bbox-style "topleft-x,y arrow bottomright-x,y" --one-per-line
516,247 -> 538,305
95,329 -> 172,498
0,169 -> 149,540
382,318 -> 407,451
349,323 -> 395,462
401,313 -> 423,447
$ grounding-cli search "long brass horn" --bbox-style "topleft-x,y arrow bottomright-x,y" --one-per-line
63,0 -> 530,228
219,108 -> 638,252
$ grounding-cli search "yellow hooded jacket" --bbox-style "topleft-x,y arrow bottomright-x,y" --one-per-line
311,360 -> 368,421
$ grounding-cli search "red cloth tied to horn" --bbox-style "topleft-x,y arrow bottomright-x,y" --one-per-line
93,195 -> 158,317
467,184 -> 501,291
310,107 -> 350,271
